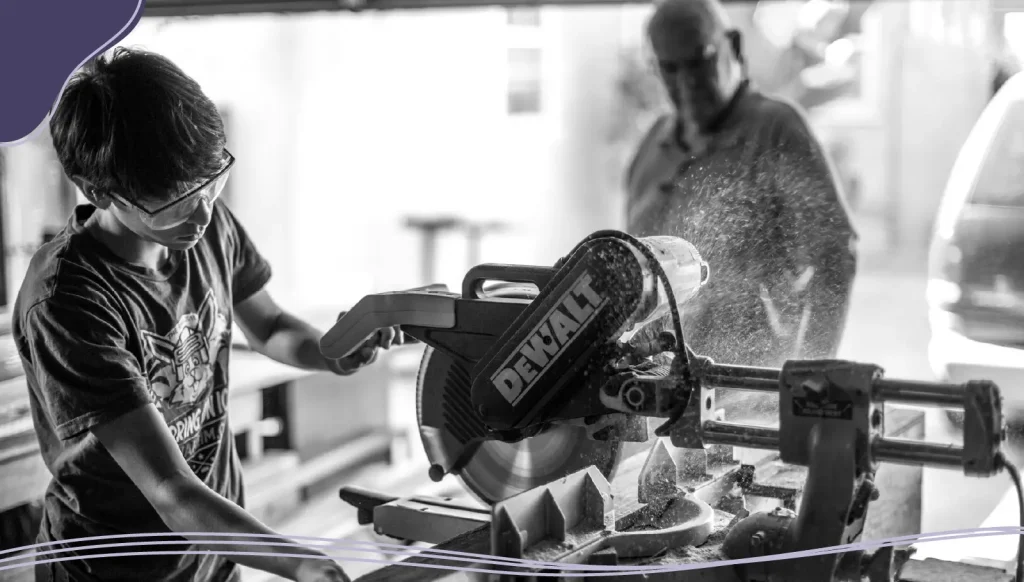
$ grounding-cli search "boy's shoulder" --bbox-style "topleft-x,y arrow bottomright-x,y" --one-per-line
13,226 -> 112,324
12,206 -> 155,335
13,202 -> 253,334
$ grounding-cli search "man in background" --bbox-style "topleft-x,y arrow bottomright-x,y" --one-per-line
625,0 -> 858,419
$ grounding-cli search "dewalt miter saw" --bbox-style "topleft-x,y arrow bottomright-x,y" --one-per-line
322,230 -> 708,504
321,230 -> 1022,582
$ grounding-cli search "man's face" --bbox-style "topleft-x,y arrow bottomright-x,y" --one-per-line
649,21 -> 738,130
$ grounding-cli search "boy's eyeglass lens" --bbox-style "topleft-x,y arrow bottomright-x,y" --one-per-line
139,169 -> 232,230
118,151 -> 235,230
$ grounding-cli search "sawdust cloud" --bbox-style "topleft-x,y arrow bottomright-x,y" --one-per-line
627,120 -> 856,427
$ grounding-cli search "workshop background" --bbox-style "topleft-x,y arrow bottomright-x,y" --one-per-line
1,0 -> 1024,580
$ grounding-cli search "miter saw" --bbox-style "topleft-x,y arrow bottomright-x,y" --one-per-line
321,230 -> 1023,582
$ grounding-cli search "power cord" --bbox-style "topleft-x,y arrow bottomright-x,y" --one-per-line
996,452 -> 1024,582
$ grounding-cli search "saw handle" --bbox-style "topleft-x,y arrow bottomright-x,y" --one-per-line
461,264 -> 556,299
339,486 -> 398,525
319,290 -> 458,360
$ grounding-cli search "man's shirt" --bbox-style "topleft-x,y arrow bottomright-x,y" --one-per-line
626,82 -> 858,373
12,200 -> 272,581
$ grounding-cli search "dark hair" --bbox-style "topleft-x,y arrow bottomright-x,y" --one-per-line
49,47 -> 226,204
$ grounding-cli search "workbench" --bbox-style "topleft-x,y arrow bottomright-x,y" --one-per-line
350,405 -> 1012,582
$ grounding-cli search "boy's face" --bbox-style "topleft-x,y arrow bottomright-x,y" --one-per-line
102,151 -> 234,251
110,197 -> 215,251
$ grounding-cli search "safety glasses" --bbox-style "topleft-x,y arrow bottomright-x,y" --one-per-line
655,45 -> 719,78
111,150 -> 235,231
651,30 -> 740,78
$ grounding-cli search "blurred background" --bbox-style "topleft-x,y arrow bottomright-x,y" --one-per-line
2,0 -> 1024,579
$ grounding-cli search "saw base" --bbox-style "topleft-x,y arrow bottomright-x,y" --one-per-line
343,448 -> 1013,582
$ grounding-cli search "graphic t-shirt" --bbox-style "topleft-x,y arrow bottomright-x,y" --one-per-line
12,201 -> 272,582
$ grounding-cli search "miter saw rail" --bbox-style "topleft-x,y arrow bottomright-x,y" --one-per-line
685,359 -> 1001,473
321,229 -> 1023,582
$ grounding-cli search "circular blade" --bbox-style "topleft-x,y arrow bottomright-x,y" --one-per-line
456,418 -> 623,505
416,340 -> 624,506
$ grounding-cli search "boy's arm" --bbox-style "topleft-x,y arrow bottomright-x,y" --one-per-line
233,288 -> 402,375
91,405 -> 349,582
24,295 -> 348,581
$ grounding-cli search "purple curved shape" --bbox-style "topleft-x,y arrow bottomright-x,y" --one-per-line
1,527 -> 1023,576
0,0 -> 145,146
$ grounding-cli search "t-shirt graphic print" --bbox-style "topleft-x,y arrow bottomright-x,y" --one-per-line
143,289 -> 232,481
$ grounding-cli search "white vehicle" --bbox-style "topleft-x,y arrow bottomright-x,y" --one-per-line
928,72 -> 1024,423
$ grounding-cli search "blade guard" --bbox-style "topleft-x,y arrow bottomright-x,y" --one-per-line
319,284 -> 457,360
471,237 -> 648,431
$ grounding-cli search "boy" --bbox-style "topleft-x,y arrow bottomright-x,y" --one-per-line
13,47 -> 400,582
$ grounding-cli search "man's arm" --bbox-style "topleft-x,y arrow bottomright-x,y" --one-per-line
233,288 -> 401,374
91,405 -> 348,581
770,107 -> 859,360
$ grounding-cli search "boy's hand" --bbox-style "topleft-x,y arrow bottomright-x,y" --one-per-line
294,558 -> 351,582
325,311 -> 405,375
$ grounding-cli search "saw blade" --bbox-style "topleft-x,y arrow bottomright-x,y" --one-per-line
415,280 -> 626,505
416,344 -> 624,506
